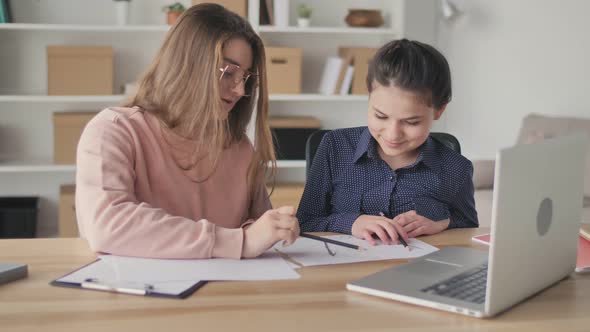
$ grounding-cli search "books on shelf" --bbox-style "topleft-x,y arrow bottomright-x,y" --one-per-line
273,0 -> 289,27
318,57 -> 343,95
339,65 -> 355,95
259,0 -> 273,25
317,55 -> 355,96
0,0 -> 12,23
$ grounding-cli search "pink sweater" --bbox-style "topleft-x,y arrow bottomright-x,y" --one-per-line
75,107 -> 271,259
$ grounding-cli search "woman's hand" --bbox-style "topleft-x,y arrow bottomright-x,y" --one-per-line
394,210 -> 450,237
351,214 -> 409,246
242,206 -> 300,258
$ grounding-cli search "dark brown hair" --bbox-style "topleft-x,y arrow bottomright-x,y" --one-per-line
366,39 -> 452,109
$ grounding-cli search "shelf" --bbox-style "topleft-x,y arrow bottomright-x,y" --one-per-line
258,26 -> 396,35
0,94 -> 367,103
0,24 -> 396,35
0,160 -> 75,173
0,95 -> 126,103
0,23 -> 169,32
270,94 -> 368,101
276,160 -> 305,168
0,160 -> 304,173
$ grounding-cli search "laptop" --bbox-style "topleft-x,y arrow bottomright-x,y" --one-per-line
347,134 -> 587,318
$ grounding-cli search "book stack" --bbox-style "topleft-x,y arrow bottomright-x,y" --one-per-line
318,47 -> 378,95
0,0 -> 12,23
260,0 -> 289,26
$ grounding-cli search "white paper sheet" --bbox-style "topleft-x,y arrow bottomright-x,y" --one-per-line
96,251 -> 300,283
273,235 -> 439,267
57,259 -> 200,296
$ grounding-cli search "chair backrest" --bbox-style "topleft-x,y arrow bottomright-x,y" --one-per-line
430,132 -> 461,155
305,129 -> 331,179
305,130 -> 461,179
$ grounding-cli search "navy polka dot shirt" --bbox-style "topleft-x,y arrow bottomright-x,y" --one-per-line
296,127 -> 478,233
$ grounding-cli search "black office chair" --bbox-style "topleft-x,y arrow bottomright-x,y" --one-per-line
305,130 -> 461,179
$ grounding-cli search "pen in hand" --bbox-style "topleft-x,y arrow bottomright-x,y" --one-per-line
379,212 -> 410,251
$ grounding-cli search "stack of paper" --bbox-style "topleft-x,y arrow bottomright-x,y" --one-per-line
52,236 -> 439,298
274,235 -> 439,267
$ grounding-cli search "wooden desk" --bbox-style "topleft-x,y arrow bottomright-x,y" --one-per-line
1,228 -> 589,332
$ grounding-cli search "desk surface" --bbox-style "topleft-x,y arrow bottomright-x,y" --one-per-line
1,228 -> 589,332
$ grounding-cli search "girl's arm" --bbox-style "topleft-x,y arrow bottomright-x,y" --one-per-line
448,162 -> 479,229
296,134 -> 361,234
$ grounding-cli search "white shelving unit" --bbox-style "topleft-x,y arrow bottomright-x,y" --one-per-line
0,0 -> 431,237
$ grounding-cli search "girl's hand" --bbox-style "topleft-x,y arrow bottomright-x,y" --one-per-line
394,210 -> 450,238
242,206 -> 300,258
351,215 -> 409,246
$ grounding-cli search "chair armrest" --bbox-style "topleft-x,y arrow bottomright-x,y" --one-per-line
472,159 -> 495,190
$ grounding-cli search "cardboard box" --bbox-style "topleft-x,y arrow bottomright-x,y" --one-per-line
59,185 -> 78,237
338,47 -> 378,95
53,112 -> 98,164
270,116 -> 320,160
47,46 -> 113,95
192,0 -> 247,18
265,47 -> 302,94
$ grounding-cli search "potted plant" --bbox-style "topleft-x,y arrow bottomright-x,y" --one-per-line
113,0 -> 131,26
297,4 -> 312,28
162,2 -> 186,25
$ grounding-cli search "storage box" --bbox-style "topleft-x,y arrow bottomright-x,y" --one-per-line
338,47 -> 378,95
191,0 -> 247,18
0,197 -> 39,239
265,47 -> 303,94
47,46 -> 113,95
53,112 -> 98,164
270,116 -> 320,160
59,185 -> 78,237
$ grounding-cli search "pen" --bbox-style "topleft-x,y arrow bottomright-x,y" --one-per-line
81,278 -> 153,296
300,233 -> 361,250
379,212 -> 410,250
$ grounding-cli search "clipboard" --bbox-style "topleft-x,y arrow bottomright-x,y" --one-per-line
50,259 -> 207,299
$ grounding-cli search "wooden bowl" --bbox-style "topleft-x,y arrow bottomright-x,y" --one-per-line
345,9 -> 384,28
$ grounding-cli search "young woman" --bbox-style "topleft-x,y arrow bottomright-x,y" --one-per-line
75,3 -> 299,259
297,39 -> 478,245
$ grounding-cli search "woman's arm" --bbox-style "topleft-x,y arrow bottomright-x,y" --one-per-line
75,111 -> 243,259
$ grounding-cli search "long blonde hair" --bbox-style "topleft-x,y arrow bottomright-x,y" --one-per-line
126,3 -> 275,198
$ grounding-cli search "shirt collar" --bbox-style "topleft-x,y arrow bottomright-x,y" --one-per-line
353,129 -> 442,173
353,128 -> 375,162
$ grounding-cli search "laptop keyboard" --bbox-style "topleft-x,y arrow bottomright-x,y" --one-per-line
421,263 -> 488,304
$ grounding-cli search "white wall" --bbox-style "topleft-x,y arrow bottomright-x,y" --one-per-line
436,0 -> 590,160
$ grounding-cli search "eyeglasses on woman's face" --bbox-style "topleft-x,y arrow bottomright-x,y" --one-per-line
218,63 -> 257,97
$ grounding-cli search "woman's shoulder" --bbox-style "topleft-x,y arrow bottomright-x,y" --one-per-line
94,106 -> 145,123
86,106 -> 150,132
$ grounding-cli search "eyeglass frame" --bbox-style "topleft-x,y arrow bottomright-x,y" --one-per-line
218,63 -> 258,97
324,242 -> 336,256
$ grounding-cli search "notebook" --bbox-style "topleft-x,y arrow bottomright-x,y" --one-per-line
472,233 -> 590,273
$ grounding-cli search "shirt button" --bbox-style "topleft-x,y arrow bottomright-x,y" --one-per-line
389,175 -> 394,181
